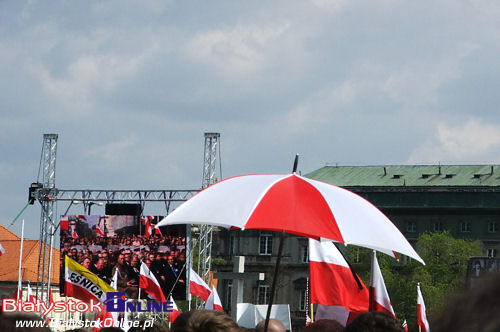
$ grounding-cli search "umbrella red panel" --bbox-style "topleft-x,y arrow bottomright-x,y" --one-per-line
245,175 -> 345,242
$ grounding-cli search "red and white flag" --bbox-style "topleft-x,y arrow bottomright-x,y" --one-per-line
48,286 -> 54,304
0,242 -> 5,256
189,268 -> 212,301
13,288 -> 22,300
169,296 -> 181,323
369,250 -> 396,318
139,261 -> 166,302
205,285 -> 223,311
71,229 -> 78,239
26,282 -> 35,302
145,220 -> 153,238
402,319 -> 408,332
309,239 -> 369,326
417,283 -> 430,332
95,222 -> 105,237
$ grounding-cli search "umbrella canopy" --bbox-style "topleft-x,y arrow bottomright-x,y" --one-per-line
157,173 -> 424,264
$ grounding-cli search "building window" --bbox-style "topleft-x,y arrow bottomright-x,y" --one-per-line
257,285 -> 270,304
488,222 -> 498,233
301,245 -> 309,263
460,222 -> 471,233
406,221 -> 416,233
433,222 -> 444,232
299,289 -> 307,311
259,234 -> 273,255
487,248 -> 497,258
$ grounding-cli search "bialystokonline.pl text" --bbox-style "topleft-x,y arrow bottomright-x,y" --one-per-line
15,318 -> 156,330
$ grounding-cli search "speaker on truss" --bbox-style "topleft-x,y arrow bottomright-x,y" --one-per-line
105,203 -> 142,216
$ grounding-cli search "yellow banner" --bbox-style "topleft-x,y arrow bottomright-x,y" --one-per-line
65,255 -> 116,303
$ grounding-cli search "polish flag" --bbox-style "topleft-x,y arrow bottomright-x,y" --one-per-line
309,239 -> 369,326
0,242 -> 5,256
402,319 -> 408,332
26,282 -> 35,302
72,229 -> 78,239
154,226 -> 162,236
145,220 -> 153,238
139,261 -> 166,302
109,269 -> 119,324
60,216 -> 69,232
205,285 -> 223,311
189,268 -> 212,301
417,283 -> 430,332
369,251 -> 396,318
169,296 -> 181,323
49,286 -> 54,304
13,288 -> 22,300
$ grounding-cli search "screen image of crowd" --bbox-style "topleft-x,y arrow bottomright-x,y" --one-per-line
60,215 -> 186,300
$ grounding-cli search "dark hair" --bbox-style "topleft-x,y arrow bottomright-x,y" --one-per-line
302,319 -> 344,332
345,312 -> 403,332
170,310 -> 240,332
0,313 -> 51,332
431,272 -> 500,332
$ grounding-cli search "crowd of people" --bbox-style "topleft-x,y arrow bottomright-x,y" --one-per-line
60,226 -> 187,300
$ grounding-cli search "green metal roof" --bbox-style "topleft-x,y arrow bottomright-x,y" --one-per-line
304,165 -> 500,187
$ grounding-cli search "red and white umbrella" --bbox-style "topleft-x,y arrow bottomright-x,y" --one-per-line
157,173 -> 423,264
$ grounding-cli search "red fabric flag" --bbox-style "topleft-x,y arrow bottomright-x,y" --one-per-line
309,239 -> 369,326
205,286 -> 223,311
417,283 -> 430,332
145,220 -> 153,238
139,261 -> 166,302
169,296 -> 181,323
189,268 -> 212,301
60,217 -> 69,231
369,251 -> 396,318
402,319 -> 408,332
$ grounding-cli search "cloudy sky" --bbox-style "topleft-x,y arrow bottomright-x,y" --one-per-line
1,0 -> 499,239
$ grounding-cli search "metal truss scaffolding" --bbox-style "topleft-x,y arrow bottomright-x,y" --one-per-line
33,133 -> 220,304
36,134 -> 58,301
196,133 -> 221,291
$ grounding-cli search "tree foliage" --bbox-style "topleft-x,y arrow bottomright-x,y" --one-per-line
345,231 -> 482,331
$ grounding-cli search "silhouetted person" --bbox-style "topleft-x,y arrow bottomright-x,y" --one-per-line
431,272 -> 500,332
256,319 -> 286,332
303,319 -> 344,332
344,312 -> 403,332
171,310 -> 239,332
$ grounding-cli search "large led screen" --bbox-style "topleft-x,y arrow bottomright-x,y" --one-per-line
60,215 -> 187,300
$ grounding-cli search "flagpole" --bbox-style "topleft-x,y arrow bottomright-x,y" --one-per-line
265,155 -> 299,332
17,219 -> 25,299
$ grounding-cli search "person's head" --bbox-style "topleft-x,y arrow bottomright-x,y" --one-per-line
344,312 -> 403,332
131,255 -> 139,267
302,319 -> 344,332
0,312 -> 51,331
117,253 -> 125,265
170,310 -> 239,332
145,259 -> 152,269
81,257 -> 91,269
256,319 -> 286,332
431,272 -> 500,332
96,258 -> 106,270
